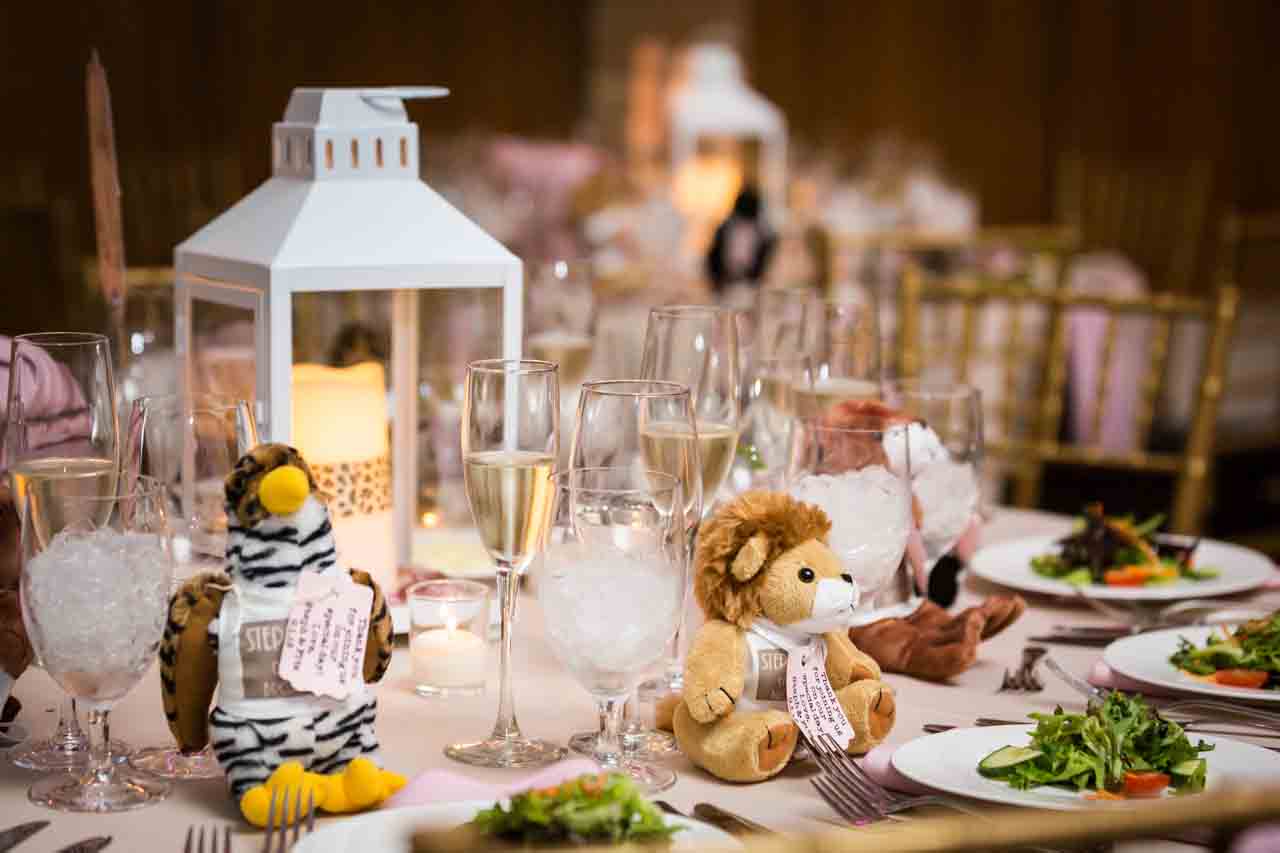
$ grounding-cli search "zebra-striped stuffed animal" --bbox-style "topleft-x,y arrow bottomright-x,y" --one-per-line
159,443 -> 394,799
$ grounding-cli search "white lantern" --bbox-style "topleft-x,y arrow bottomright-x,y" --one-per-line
668,44 -> 787,224
173,87 -> 522,594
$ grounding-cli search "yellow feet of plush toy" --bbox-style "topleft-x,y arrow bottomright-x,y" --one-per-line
239,759 -> 408,827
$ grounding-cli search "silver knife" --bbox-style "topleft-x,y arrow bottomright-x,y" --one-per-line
54,837 -> 111,853
692,802 -> 773,835
0,822 -> 50,853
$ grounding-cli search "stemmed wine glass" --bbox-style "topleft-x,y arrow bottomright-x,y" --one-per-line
786,414 -> 916,618
125,393 -> 258,780
525,260 -> 596,391
737,354 -> 814,491
800,297 -> 882,416
755,287 -> 816,359
567,380 -> 702,757
446,359 -> 565,768
538,468 -> 684,794
882,380 -> 984,582
3,332 -> 124,771
639,305 -> 739,697
21,476 -> 172,811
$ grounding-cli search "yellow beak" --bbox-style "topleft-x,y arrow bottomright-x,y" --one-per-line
259,465 -> 310,516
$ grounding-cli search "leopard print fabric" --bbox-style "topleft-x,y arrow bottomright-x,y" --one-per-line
310,454 -> 391,518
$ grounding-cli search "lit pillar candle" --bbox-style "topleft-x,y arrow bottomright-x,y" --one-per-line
411,616 -> 487,688
292,362 -> 396,593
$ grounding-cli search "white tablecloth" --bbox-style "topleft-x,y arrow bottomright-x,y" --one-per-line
2,508 -> 1272,851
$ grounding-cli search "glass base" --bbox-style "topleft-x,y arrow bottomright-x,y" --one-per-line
10,737 -> 130,772
29,767 -> 171,812
445,736 -> 566,769
569,729 -> 679,759
600,758 -> 676,795
128,746 -> 223,780
415,683 -> 485,699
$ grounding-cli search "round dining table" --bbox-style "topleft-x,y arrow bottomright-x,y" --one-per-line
2,507 -> 1274,852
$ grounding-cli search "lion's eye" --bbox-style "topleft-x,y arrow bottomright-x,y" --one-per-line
798,567 -> 815,583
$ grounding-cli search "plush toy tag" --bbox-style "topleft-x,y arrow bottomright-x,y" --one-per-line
786,638 -> 857,747
277,572 -> 372,700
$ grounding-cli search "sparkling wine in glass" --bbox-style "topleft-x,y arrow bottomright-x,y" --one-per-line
526,259 -> 595,390
798,297 -> 882,417
446,359 -> 565,768
882,380 -> 984,576
125,393 -> 258,780
568,380 -> 702,758
3,332 -> 122,772
21,476 -> 173,811
640,305 -> 739,698
538,468 -> 684,794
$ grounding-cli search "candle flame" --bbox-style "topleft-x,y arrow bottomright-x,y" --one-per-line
421,511 -> 440,528
445,614 -> 457,634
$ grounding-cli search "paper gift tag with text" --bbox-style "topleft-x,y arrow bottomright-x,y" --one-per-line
277,572 -> 372,700
786,637 -> 857,747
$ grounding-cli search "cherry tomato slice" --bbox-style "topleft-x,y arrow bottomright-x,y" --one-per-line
1104,567 -> 1151,586
1123,771 -> 1170,797
1214,669 -> 1270,689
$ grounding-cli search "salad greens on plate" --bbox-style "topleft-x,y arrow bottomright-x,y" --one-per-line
978,693 -> 1212,799
472,773 -> 680,846
1031,503 -> 1218,588
1169,612 -> 1280,690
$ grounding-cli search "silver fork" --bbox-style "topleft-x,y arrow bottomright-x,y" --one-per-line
805,733 -> 984,821
998,645 -> 1047,692
262,786 -> 316,853
184,825 -> 231,853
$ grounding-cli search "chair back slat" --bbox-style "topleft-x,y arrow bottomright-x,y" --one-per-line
899,262 -> 1239,533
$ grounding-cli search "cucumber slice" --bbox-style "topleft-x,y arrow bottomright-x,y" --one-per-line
1171,759 -> 1205,777
979,745 -> 1043,772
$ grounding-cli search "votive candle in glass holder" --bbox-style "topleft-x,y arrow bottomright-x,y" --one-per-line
408,579 -> 490,698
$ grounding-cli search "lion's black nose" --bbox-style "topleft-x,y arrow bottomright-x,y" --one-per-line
841,573 -> 853,584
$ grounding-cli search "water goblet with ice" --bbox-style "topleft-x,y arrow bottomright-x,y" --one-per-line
19,477 -> 173,811
537,468 -> 684,794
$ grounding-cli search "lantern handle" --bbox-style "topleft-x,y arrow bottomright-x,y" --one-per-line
359,87 -> 450,110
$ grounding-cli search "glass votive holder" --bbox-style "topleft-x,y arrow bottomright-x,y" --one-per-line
407,579 -> 491,698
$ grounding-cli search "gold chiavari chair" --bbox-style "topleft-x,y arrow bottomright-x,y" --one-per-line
898,264 -> 1239,534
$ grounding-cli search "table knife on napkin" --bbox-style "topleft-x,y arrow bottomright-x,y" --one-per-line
692,803 -> 773,836
0,822 -> 49,853
54,838 -> 111,853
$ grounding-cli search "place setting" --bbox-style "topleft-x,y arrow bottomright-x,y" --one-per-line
4,24 -> 1280,853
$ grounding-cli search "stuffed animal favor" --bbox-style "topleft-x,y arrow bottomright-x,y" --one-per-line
670,491 -> 895,782
239,758 -> 407,827
159,443 -> 394,800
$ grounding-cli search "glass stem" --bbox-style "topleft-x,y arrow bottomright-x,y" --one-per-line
86,708 -> 114,786
53,698 -> 86,749
663,524 -> 700,683
489,565 -> 522,743
594,696 -> 625,769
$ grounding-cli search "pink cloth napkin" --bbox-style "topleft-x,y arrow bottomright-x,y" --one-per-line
384,758 -> 602,809
858,744 -> 932,795
1086,659 -> 1177,698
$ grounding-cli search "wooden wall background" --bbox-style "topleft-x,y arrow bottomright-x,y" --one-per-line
1,0 -> 1276,336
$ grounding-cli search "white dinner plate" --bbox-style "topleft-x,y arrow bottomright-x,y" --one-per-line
1104,625 -> 1280,704
968,535 -> 1275,601
292,800 -> 743,852
892,725 -> 1280,811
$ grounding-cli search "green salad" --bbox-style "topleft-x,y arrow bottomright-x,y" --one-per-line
1031,504 -> 1217,588
978,693 -> 1212,798
1169,613 -> 1280,690
472,773 -> 680,846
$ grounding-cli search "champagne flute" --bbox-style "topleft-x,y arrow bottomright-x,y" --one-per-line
538,468 -> 684,793
755,286 -> 817,359
737,354 -> 814,491
568,380 -> 702,757
639,305 -> 739,697
446,359 -> 565,768
125,393 -> 258,780
21,476 -> 172,811
525,259 -> 596,390
882,380 -> 984,578
799,297 -> 882,417
3,332 -> 123,772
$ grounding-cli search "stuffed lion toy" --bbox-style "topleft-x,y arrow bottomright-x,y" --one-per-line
669,490 -> 895,782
